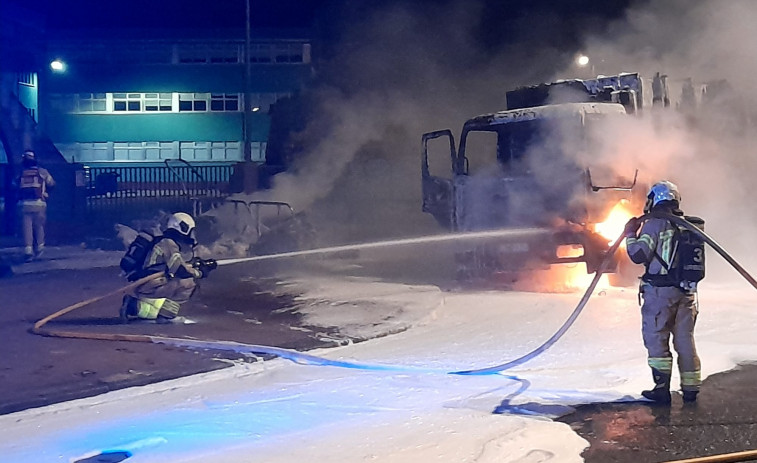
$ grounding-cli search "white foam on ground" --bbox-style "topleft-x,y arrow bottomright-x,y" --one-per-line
2,275 -> 756,463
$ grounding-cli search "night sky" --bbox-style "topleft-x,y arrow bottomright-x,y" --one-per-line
26,0 -> 326,30
23,0 -> 635,46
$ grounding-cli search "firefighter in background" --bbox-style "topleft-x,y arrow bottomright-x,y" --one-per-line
623,180 -> 702,404
120,212 -> 216,323
17,150 -> 55,261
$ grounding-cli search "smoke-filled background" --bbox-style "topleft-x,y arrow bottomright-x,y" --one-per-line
250,0 -> 757,281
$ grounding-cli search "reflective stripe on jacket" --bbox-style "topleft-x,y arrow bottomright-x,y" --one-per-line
626,217 -> 677,277
145,238 -> 201,279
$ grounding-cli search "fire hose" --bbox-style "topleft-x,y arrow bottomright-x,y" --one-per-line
29,212 -> 757,463
31,212 -> 757,376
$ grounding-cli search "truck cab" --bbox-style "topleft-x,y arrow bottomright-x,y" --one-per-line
422,74 -> 650,281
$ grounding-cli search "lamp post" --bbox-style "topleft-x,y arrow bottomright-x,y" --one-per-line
243,0 -> 252,163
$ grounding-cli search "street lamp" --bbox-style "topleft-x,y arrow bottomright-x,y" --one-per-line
50,59 -> 66,72
575,54 -> 594,78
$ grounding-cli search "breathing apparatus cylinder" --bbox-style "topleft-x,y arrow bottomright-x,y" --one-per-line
679,216 -> 705,291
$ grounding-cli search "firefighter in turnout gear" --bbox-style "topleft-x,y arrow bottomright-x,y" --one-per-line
623,180 -> 703,404
120,212 -> 216,323
16,150 -> 55,261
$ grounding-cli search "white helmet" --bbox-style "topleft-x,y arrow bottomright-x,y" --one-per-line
645,180 -> 681,212
165,212 -> 196,243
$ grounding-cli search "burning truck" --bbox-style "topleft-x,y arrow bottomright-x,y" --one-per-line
420,72 -> 678,285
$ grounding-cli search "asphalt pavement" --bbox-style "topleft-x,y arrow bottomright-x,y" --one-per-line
559,364 -> 757,462
0,245 -> 341,415
3,244 -> 757,463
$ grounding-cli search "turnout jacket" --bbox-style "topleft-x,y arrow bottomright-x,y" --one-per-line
17,167 -> 55,205
626,212 -> 681,285
144,237 -> 202,280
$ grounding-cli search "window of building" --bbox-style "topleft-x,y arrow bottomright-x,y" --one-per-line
114,142 -> 148,160
180,141 -> 244,161
274,43 -> 304,63
73,142 -> 111,163
177,45 -> 209,63
77,93 -> 107,112
50,94 -> 76,113
249,44 -> 272,63
210,141 -> 242,160
250,141 -> 267,162
247,92 -> 290,113
113,93 -> 143,112
208,45 -> 241,63
180,141 -> 210,160
144,93 -> 173,112
144,142 -> 176,160
210,93 -> 239,111
179,93 -> 209,112
17,72 -> 36,87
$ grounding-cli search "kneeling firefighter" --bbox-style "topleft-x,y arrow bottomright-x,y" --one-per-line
120,212 -> 217,323
623,180 -> 706,404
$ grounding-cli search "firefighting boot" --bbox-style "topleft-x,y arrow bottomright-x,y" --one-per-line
641,368 -> 672,404
119,295 -> 138,322
682,390 -> 699,403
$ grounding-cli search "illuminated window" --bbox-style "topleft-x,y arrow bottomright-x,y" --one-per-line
77,93 -> 107,112
180,141 -> 243,161
144,142 -> 176,160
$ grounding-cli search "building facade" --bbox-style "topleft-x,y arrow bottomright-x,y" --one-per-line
43,30 -> 312,166
0,5 -> 313,239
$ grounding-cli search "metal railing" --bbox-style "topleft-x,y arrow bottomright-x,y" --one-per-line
83,163 -> 234,227
85,163 -> 232,199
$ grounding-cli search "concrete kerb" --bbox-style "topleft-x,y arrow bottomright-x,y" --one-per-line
0,245 -> 123,276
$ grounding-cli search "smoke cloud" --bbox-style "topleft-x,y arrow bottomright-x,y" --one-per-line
256,0 -> 757,283
570,0 -> 757,278
257,0 -> 605,244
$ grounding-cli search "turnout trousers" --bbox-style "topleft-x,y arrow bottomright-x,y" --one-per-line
133,275 -> 197,320
640,284 -> 701,392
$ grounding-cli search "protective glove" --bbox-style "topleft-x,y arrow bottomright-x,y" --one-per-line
623,217 -> 642,238
192,258 -> 217,278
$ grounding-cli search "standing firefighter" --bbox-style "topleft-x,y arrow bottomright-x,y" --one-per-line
17,150 -> 55,261
120,212 -> 216,323
623,180 -> 706,404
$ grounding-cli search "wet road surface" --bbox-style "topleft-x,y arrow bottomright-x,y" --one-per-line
559,364 -> 757,462
0,262 -> 340,415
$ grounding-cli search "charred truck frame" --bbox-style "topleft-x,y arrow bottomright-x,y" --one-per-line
421,73 -> 668,282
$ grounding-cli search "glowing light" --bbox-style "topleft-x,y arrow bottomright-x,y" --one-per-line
556,244 -> 583,259
50,59 -> 66,72
252,107 -> 260,112
576,55 -> 590,67
594,199 -> 635,245
563,265 -> 609,290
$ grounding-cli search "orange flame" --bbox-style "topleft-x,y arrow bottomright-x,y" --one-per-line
553,200 -> 636,291
594,199 -> 635,245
